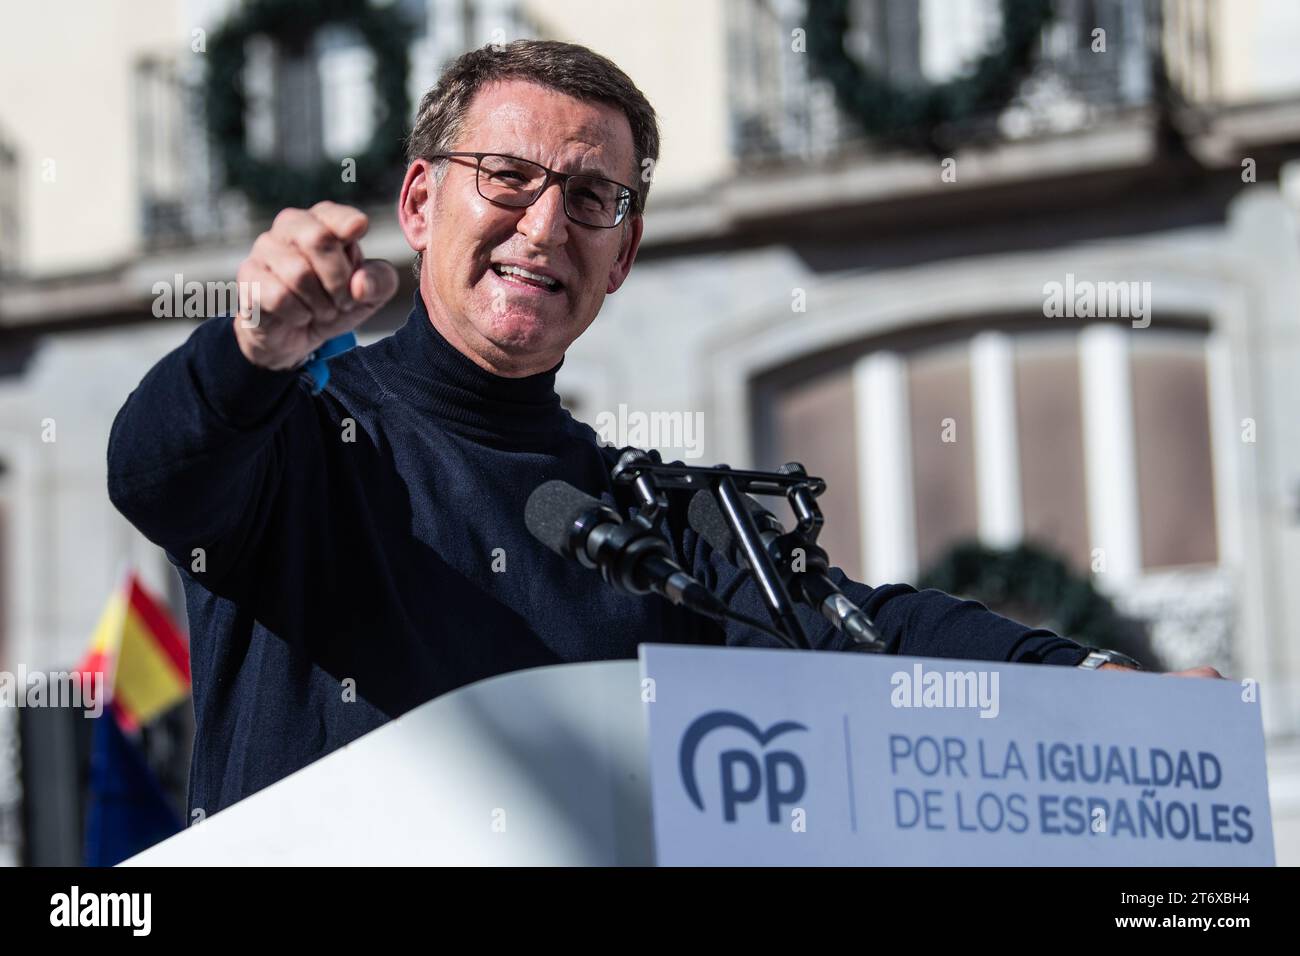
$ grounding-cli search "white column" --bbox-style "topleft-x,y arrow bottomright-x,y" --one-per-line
408,32 -> 439,122
853,352 -> 917,584
1208,322 -> 1283,730
431,0 -> 469,63
970,331 -> 1023,548
1205,331 -> 1243,570
1079,324 -> 1142,586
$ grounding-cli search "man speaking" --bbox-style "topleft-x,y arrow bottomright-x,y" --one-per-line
107,40 -> 1213,818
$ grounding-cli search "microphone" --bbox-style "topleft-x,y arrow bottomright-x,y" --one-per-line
525,480 -> 727,619
688,490 -> 884,649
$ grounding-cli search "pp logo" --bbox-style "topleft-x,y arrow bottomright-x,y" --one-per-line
678,711 -> 807,823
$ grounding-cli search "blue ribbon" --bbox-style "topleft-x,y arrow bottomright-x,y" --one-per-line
302,332 -> 358,395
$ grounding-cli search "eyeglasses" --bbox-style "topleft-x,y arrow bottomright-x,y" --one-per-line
429,151 -> 638,229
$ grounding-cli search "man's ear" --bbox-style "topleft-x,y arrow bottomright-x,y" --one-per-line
398,160 -> 433,254
606,214 -> 644,294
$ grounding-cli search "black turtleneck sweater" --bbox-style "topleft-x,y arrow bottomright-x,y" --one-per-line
107,292 -> 1090,816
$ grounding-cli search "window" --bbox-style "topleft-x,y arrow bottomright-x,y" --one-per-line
759,322 -> 1220,582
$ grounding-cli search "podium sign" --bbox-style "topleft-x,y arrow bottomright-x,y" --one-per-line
639,645 -> 1275,866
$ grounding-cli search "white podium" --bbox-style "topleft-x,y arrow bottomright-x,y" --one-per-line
125,648 -> 1275,866
124,660 -> 651,865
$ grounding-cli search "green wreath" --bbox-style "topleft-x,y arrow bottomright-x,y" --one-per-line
805,0 -> 1055,152
204,0 -> 411,211
918,540 -> 1158,666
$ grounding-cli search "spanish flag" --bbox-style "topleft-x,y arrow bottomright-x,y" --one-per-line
77,571 -> 190,730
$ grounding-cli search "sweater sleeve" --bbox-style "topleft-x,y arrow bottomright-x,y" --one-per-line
695,539 -> 1089,664
654,481 -> 1090,665
106,314 -> 309,587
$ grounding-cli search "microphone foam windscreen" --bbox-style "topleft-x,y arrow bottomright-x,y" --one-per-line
687,490 -> 735,558
525,479 -> 602,555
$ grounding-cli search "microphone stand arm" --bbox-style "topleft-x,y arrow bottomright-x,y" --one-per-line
716,475 -> 812,649
613,451 -> 827,650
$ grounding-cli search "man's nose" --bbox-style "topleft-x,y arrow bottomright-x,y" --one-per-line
516,180 -> 570,247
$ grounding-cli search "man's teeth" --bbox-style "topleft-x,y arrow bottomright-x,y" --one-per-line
494,264 -> 559,289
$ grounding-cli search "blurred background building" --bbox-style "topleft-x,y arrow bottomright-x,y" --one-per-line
1,0 -> 1299,863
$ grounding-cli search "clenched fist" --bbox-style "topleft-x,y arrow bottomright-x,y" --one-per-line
234,201 -> 400,370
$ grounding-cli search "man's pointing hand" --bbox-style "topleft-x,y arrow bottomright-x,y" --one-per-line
234,200 -> 400,370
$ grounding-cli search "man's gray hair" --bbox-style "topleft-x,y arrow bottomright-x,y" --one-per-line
407,39 -> 660,275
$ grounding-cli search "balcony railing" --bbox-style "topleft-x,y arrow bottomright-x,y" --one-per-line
135,54 -> 249,250
727,0 -> 1219,162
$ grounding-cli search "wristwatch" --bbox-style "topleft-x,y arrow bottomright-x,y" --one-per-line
1077,648 -> 1144,671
